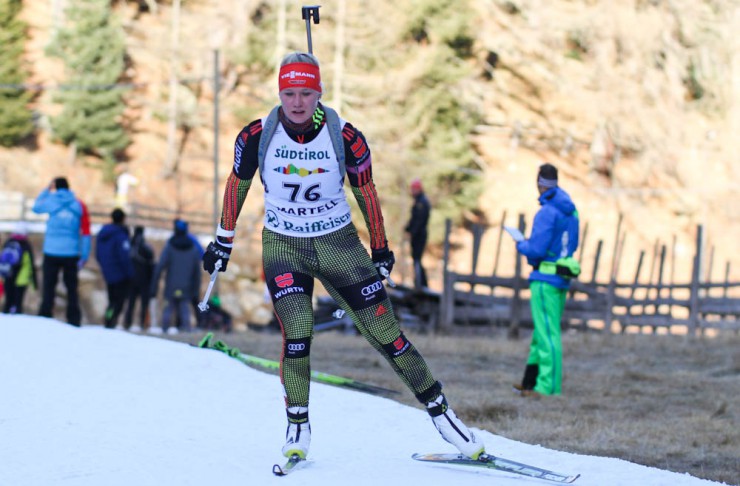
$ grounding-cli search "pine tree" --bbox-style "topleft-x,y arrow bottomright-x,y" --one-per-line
46,0 -> 129,173
0,0 -> 34,146
339,0 -> 483,241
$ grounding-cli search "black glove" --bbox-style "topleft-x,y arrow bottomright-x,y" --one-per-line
371,246 -> 395,281
203,241 -> 231,273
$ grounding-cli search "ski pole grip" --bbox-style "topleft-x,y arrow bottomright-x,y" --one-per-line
379,267 -> 396,288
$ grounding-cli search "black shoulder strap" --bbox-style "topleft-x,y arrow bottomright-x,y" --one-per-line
257,106 -> 346,178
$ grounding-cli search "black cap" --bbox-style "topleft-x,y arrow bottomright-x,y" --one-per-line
54,177 -> 69,190
111,208 -> 126,224
537,163 -> 558,188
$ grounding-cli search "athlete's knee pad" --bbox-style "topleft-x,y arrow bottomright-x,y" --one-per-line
284,336 -> 311,359
335,275 -> 388,311
415,381 -> 443,405
265,271 -> 314,304
381,332 -> 412,359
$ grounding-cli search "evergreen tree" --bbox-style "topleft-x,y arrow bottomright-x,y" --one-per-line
46,0 -> 129,172
398,0 -> 482,235
0,0 -> 34,146
340,0 -> 483,242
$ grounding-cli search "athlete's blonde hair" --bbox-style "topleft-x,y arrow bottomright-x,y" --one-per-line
280,52 -> 320,68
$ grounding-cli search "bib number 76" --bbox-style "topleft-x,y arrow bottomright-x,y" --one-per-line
284,182 -> 321,202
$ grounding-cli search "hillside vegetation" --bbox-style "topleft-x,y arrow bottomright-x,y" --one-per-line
1,0 -> 738,282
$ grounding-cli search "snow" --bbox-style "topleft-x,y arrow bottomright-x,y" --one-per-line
0,315 -> 726,486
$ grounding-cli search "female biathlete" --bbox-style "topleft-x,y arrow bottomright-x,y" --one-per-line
202,51 -> 485,461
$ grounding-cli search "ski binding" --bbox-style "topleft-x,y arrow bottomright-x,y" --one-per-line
273,454 -> 306,476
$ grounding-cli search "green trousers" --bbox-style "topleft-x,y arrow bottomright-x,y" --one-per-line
527,280 -> 566,395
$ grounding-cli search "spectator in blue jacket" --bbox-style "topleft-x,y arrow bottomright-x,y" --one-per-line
514,163 -> 580,397
96,208 -> 134,329
32,177 -> 90,326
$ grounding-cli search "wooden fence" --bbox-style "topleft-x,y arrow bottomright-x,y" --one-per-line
438,214 -> 740,335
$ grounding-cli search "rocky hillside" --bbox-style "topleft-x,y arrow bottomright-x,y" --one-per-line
2,0 -> 738,287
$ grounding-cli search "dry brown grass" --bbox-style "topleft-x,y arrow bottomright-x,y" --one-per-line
167,327 -> 740,485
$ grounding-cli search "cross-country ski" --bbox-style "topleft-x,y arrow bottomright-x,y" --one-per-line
412,453 -> 580,483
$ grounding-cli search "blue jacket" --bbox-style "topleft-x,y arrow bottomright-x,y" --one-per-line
32,188 -> 85,258
95,223 -> 133,284
516,187 -> 579,289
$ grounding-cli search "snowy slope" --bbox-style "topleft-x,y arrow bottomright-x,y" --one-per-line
0,316 -> 726,486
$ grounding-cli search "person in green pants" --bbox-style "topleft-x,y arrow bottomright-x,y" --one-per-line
514,163 -> 580,396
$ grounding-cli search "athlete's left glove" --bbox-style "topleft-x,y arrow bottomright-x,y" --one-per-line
371,246 -> 395,281
203,241 -> 231,273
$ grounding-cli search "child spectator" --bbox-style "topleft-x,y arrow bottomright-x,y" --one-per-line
0,222 -> 38,314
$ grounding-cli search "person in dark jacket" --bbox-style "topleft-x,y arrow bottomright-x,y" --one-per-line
0,222 -> 38,314
404,178 -> 431,289
174,218 -> 206,329
124,226 -> 155,331
513,163 -> 580,396
96,208 -> 133,329
32,177 -> 90,326
151,219 -> 201,334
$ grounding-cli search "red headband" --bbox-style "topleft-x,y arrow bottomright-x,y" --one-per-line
278,62 -> 322,93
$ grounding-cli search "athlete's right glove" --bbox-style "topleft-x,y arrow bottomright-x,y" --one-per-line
371,246 -> 395,281
203,241 -> 231,273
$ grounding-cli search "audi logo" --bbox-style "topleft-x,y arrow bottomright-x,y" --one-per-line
287,343 -> 306,352
361,282 -> 383,296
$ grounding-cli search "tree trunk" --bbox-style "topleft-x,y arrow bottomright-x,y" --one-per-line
275,0 -> 286,71
332,0 -> 346,110
163,0 -> 181,176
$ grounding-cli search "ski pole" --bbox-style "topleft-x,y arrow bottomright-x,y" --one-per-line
380,267 -> 396,288
198,259 -> 222,312
301,5 -> 321,54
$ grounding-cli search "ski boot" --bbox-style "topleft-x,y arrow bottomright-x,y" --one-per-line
427,394 -> 485,460
282,406 -> 311,459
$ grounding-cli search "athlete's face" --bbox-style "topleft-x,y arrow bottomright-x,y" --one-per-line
279,88 -> 321,125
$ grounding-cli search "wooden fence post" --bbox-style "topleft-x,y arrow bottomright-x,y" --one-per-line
605,214 -> 622,332
491,209 -> 506,280
470,224 -> 485,294
508,213 -> 526,339
20,194 -> 27,220
624,249 -> 645,330
591,240 -> 603,283
438,218 -> 453,333
688,224 -> 703,335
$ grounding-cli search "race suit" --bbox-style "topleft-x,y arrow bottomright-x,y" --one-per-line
218,104 -> 444,408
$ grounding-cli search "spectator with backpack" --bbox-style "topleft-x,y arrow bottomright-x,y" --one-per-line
174,218 -> 206,329
150,219 -> 201,334
0,222 -> 38,314
124,225 -> 155,331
